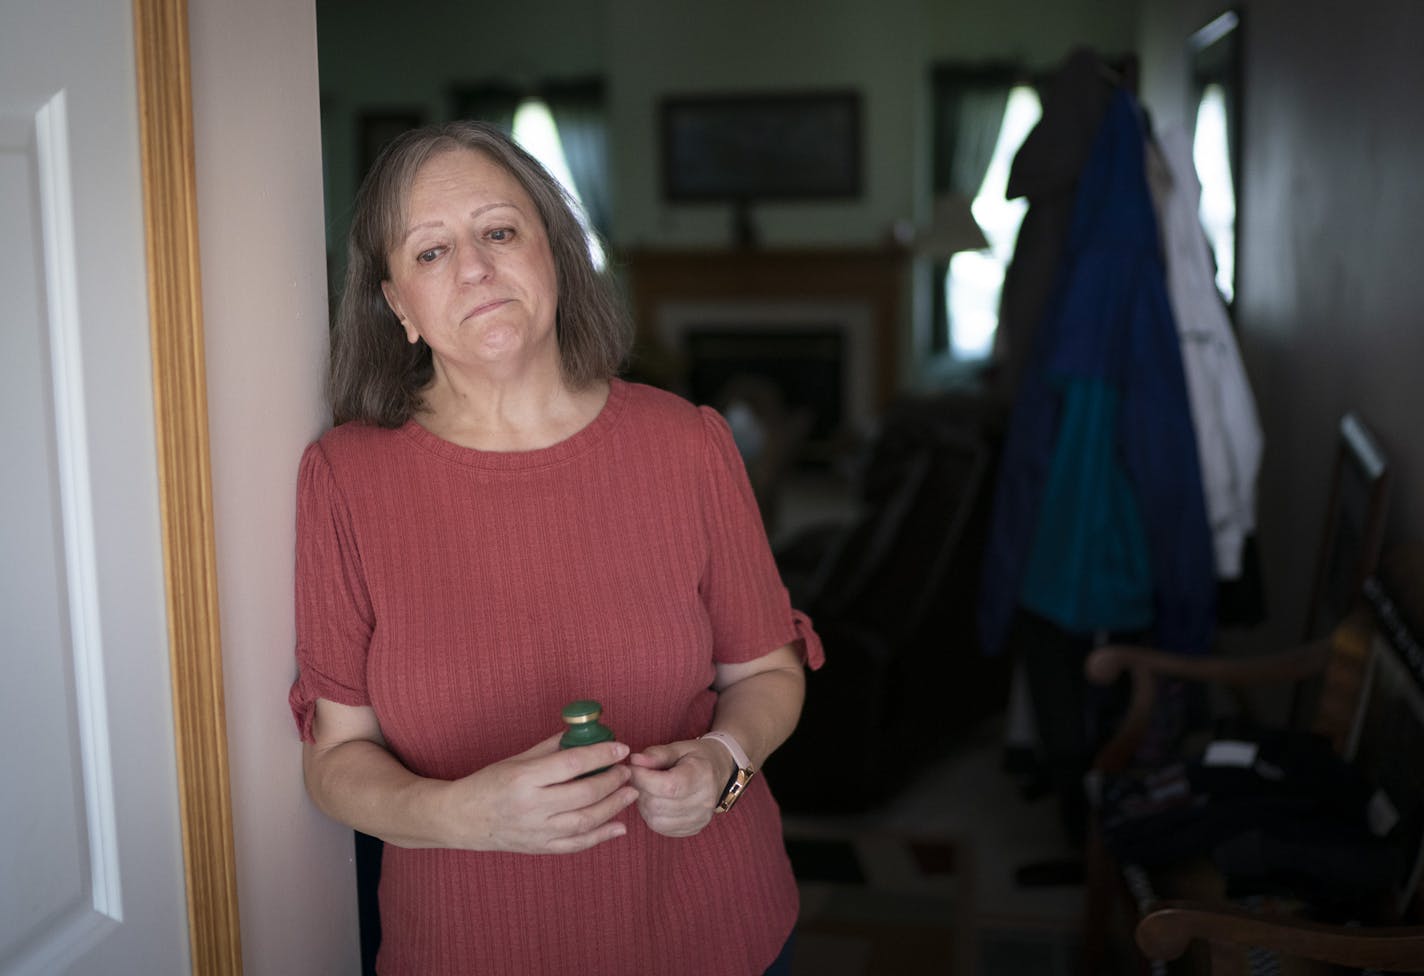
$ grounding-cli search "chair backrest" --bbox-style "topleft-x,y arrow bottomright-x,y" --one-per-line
1303,412 -> 1392,641
804,403 -> 988,644
1347,544 -> 1424,917
1300,544 -> 1424,917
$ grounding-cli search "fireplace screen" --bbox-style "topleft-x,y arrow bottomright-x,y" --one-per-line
686,328 -> 845,465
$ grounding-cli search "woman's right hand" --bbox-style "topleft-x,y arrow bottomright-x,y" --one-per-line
303,699 -> 636,853
443,733 -> 638,854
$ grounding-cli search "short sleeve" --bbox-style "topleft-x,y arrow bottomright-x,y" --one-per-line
288,440 -> 376,741
697,408 -> 825,671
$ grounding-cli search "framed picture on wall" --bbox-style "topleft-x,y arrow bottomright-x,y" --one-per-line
357,110 -> 424,184
659,91 -> 861,202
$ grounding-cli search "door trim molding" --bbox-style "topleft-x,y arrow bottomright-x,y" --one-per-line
132,0 -> 243,971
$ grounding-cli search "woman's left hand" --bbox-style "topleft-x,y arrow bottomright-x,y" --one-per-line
626,738 -> 734,837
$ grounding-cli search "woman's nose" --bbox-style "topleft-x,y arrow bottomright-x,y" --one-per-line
456,241 -> 493,282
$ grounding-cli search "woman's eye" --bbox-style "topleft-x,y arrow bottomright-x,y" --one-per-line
416,247 -> 441,264
488,227 -> 515,243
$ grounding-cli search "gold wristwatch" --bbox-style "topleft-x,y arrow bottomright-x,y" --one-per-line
700,731 -> 755,813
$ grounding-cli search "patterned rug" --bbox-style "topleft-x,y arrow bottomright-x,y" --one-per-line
784,824 -> 966,975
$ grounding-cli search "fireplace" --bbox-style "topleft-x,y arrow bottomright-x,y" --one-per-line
686,330 -> 844,446
658,300 -> 874,464
625,247 -> 908,466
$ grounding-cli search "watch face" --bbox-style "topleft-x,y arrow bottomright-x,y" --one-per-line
716,768 -> 754,813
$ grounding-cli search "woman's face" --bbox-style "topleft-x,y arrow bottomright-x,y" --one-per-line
381,148 -> 559,378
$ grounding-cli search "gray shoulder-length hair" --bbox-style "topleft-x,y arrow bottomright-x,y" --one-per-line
328,120 -> 631,426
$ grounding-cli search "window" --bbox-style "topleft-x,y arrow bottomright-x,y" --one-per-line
1189,8 -> 1242,305
928,67 -> 1042,364
943,85 -> 1042,360
1192,84 -> 1235,304
511,97 -> 607,271
452,80 -> 610,273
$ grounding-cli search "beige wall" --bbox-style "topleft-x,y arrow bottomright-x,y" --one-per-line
1138,0 -> 1424,651
188,0 -> 362,969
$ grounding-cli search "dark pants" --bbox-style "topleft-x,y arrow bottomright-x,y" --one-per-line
763,931 -> 796,976
1011,609 -> 1144,846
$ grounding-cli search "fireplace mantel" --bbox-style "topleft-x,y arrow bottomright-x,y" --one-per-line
622,247 -> 908,408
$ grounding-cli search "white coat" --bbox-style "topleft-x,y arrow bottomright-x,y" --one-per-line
1150,126 -> 1263,580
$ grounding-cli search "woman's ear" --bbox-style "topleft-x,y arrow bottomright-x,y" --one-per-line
380,280 -> 420,344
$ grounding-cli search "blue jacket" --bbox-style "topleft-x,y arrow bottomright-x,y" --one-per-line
980,88 -> 1216,656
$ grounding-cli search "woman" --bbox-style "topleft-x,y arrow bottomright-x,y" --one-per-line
289,121 -> 823,975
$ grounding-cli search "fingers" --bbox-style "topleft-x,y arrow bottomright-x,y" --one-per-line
627,743 -> 680,770
542,780 -> 640,854
634,786 -> 714,838
627,739 -> 726,798
466,754 -> 639,855
534,740 -> 631,786
627,761 -> 699,800
540,758 -> 634,809
627,742 -> 723,838
543,817 -> 628,854
510,732 -> 566,760
514,747 -> 638,829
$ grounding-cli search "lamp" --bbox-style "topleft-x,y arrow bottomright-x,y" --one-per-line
912,192 -> 989,258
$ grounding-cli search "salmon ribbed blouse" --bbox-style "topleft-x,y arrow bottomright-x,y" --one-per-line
289,379 -> 824,975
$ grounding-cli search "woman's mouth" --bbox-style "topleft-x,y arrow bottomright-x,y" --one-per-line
465,298 -> 511,320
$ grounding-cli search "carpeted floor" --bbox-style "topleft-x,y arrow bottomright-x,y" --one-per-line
777,717 -> 1086,975
784,824 -> 966,975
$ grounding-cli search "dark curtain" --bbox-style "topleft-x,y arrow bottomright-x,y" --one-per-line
450,83 -> 521,134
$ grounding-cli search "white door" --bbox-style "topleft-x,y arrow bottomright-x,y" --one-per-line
0,0 -> 191,973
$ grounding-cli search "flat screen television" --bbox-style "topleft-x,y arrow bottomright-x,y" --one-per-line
659,91 -> 862,203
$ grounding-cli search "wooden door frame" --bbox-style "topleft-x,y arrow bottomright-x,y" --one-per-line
132,0 -> 243,971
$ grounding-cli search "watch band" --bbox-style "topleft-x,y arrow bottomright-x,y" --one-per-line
700,731 -> 755,814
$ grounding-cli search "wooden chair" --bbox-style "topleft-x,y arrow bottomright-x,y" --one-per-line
1135,901 -> 1424,975
1081,543 -> 1424,974
1078,413 -> 1396,973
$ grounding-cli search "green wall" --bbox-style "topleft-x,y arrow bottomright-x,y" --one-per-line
317,0 -> 1137,252
315,0 -> 1138,385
